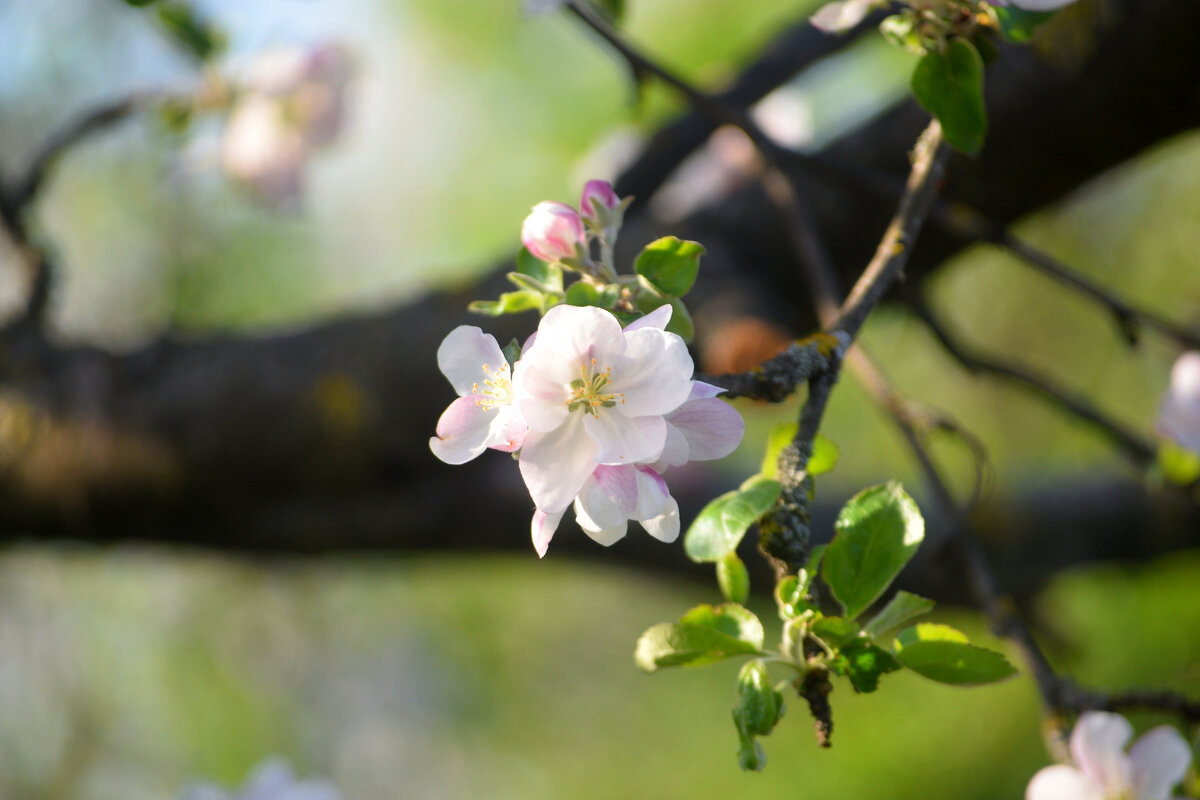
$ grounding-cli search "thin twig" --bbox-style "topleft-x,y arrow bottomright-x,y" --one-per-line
908,293 -> 1158,466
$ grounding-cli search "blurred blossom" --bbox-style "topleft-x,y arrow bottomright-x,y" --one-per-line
1025,711 -> 1191,800
181,758 -> 342,800
1157,351 -> 1200,454
221,43 -> 354,207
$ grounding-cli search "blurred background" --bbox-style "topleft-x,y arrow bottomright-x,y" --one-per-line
0,0 -> 1198,797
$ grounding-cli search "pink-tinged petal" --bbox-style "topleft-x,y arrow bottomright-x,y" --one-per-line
688,380 -> 726,400
580,179 -> 619,216
484,406 -> 527,453
531,508 -> 565,558
665,397 -> 745,461
518,415 -> 598,513
511,352 -> 570,433
573,497 -> 628,546
437,326 -> 508,397
576,465 -> 638,530
583,413 -> 666,465
623,304 -> 672,333
1025,766 -> 1104,800
613,327 -> 694,417
1129,726 -> 1192,800
639,496 -> 680,543
1010,0 -> 1078,9
655,423 -> 690,469
429,395 -> 496,465
521,201 -> 585,263
1071,712 -> 1134,794
632,467 -> 670,520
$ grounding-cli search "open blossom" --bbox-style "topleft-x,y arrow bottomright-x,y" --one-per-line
530,377 -> 744,557
221,43 -> 352,206
513,304 -> 694,513
429,326 -> 526,465
181,758 -> 342,800
521,202 -> 586,263
1026,712 -> 1192,800
1158,351 -> 1200,454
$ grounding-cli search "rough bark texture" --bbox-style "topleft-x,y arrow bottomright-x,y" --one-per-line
0,0 -> 1197,603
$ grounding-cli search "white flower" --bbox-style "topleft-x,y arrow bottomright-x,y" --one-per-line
429,326 -> 527,464
181,758 -> 342,800
1158,351 -> 1200,454
512,304 -> 694,513
529,375 -> 745,557
1026,712 -> 1192,800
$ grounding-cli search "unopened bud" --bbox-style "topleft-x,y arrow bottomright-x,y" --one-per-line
521,201 -> 585,263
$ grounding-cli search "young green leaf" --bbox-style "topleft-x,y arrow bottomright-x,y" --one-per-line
832,639 -> 901,693
992,7 -> 1057,42
564,281 -> 619,308
732,659 -> 784,771
635,604 -> 765,672
893,624 -> 1017,685
863,591 -> 936,639
821,481 -> 925,619
911,39 -> 987,155
635,236 -> 705,297
717,552 -> 751,605
156,2 -> 224,60
684,477 -> 782,562
468,291 -> 542,316
811,616 -> 861,650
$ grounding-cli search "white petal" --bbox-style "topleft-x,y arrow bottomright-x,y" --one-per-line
632,467 -> 670,520
518,414 -> 598,513
613,327 -> 694,417
437,326 -> 508,397
575,465 -> 638,531
1129,726 -> 1192,800
429,395 -> 496,464
623,304 -> 672,332
531,508 -> 565,558
655,423 -> 691,469
639,496 -> 680,543
512,349 -> 571,433
574,496 -> 628,546
664,397 -> 745,461
583,413 -> 666,464
1025,765 -> 1104,800
484,406 -> 527,453
687,380 -> 726,400
1071,712 -> 1134,793
537,305 -> 626,367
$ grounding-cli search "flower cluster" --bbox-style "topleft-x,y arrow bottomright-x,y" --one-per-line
431,182 -> 744,556
221,43 -> 353,207
1026,712 -> 1192,800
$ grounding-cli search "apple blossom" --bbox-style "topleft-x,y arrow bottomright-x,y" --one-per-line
429,325 -> 526,465
1025,712 -> 1192,800
991,0 -> 1078,9
521,201 -> 586,263
513,304 -> 694,514
181,758 -> 342,800
1158,351 -> 1200,454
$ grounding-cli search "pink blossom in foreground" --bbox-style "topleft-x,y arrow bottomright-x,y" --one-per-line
1158,351 -> 1200,454
513,304 -> 694,514
520,202 -> 586,263
1025,712 -> 1191,800
429,326 -> 527,465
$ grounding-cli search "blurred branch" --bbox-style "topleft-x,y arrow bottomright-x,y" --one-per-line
907,292 -> 1158,466
846,347 -> 1200,733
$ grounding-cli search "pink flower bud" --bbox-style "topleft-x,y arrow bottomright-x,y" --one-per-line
580,179 -> 619,220
521,201 -> 585,263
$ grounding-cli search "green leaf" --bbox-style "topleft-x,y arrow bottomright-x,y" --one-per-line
832,639 -> 901,693
863,591 -> 936,639
468,290 -> 542,316
501,338 -> 522,367
735,731 -> 767,772
911,39 -> 987,156
156,2 -> 224,60
775,545 -> 824,619
635,236 -> 705,297
759,425 -> 837,479
893,625 -> 1017,686
879,14 -> 921,53
717,552 -> 750,605
516,247 -> 562,291
993,7 -> 1057,43
821,481 -> 925,619
124,0 -> 161,6
635,604 -> 765,672
809,435 -> 840,476
684,477 -> 782,562
665,297 -> 694,342
564,281 -> 619,308
811,616 -> 861,650
1159,440 -> 1200,486
734,660 -> 784,736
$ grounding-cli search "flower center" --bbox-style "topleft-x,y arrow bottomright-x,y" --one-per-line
566,358 -> 625,417
472,363 -> 513,410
